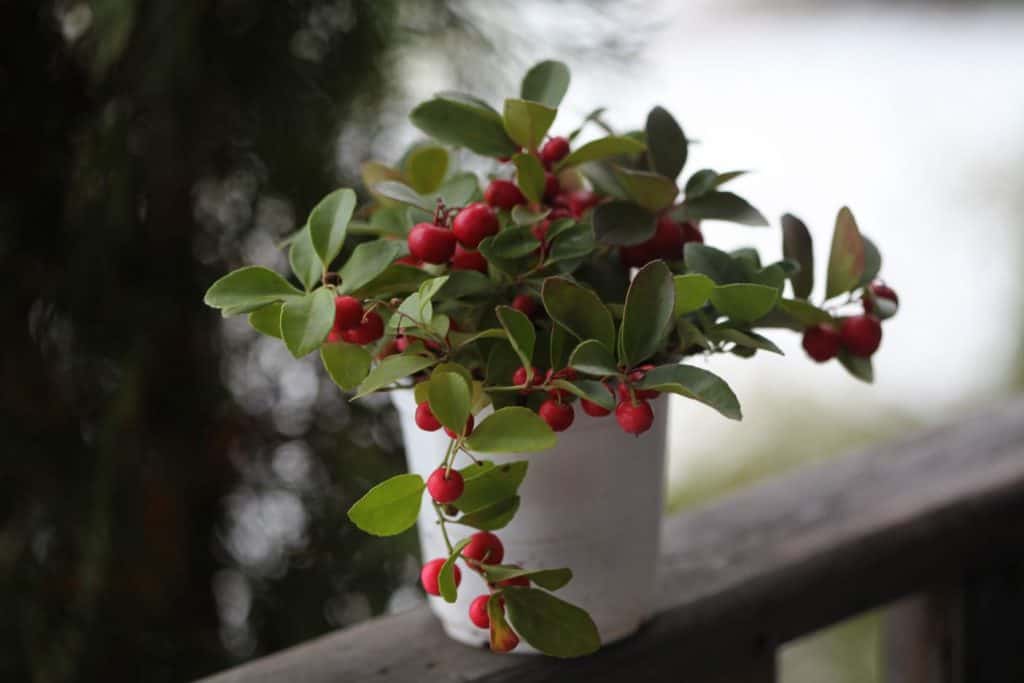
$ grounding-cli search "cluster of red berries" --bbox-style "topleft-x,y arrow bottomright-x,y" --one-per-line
802,281 -> 897,362
621,215 -> 703,268
406,201 -> 499,273
415,401 -> 475,439
326,295 -> 383,345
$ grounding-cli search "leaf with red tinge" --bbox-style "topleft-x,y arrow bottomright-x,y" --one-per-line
488,596 -> 520,653
825,207 -> 865,298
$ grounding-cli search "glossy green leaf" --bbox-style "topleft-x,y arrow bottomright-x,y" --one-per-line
708,328 -> 783,355
428,370 -> 473,435
404,145 -> 449,194
838,350 -> 874,383
336,240 -> 404,295
455,495 -> 520,531
638,364 -> 741,420
677,319 -> 711,351
673,273 -> 714,317
510,205 -> 550,226
495,305 -> 536,370
288,225 -> 322,291
781,213 -> 814,299
481,226 -> 541,260
684,243 -> 745,284
547,222 -> 595,266
204,266 -> 303,313
557,136 -> 646,170
685,169 -> 748,198
320,341 -> 372,390
521,60 -> 570,108
439,537 -> 472,603
309,188 -> 356,268
437,270 -> 495,299
455,461 -> 528,513
550,378 -> 615,410
372,180 -> 433,212
439,172 -> 481,207
676,191 -> 768,226
349,263 -> 430,299
248,302 -> 283,338
591,200 -> 657,246
353,354 -> 436,399
825,206 -> 865,298
709,284 -> 779,323
513,152 -> 546,204
482,565 -> 573,591
581,161 -> 629,199
614,167 -> 678,211
503,98 -> 556,151
504,587 -> 601,658
777,298 -> 833,327
645,106 -> 687,180
541,277 -> 616,351
619,261 -> 674,368
410,96 -> 518,157
465,407 -> 556,453
281,288 -> 335,358
347,473 -> 424,537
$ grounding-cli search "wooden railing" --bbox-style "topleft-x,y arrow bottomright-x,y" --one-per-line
200,399 -> 1024,682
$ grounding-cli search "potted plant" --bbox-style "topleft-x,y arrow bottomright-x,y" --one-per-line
203,60 -> 897,657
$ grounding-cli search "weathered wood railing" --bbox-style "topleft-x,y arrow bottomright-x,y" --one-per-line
201,399 -> 1024,682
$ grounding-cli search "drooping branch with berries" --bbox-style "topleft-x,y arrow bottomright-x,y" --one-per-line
203,60 -> 897,657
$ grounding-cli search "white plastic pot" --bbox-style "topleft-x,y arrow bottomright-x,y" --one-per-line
392,390 -> 668,653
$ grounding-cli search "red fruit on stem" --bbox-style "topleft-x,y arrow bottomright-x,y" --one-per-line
415,402 -> 442,431
426,467 -> 464,504
484,179 -> 527,210
327,328 -> 344,343
616,400 -> 655,435
444,414 -> 475,439
511,294 -> 537,317
869,281 -> 898,305
840,315 -> 883,358
340,311 -> 384,345
420,558 -> 460,596
568,190 -> 600,218
333,296 -> 364,331
451,244 -> 488,273
462,531 -> 504,567
543,172 -> 560,200
540,136 -> 570,167
539,399 -> 574,432
531,220 -> 550,243
581,384 -> 614,417
469,595 -> 491,629
681,221 -> 704,245
627,369 -> 660,399
802,324 -> 841,362
395,335 -> 410,353
649,216 -> 685,260
512,365 -> 539,387
408,223 -> 457,264
453,202 -> 499,248
377,340 -> 399,359
548,207 -> 572,220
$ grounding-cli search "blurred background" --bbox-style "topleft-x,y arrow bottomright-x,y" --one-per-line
2,1 -> 1022,681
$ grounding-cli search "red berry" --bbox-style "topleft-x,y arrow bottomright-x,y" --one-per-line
415,402 -> 442,431
620,241 -> 656,268
511,294 -> 537,317
627,369 -> 660,399
616,380 -> 657,403
840,315 -> 883,358
869,281 -> 898,306
469,595 -> 491,629
568,190 -> 600,218
681,221 -> 704,245
451,244 -> 488,273
420,558 -> 460,596
512,365 -> 539,387
548,207 -> 572,220
340,311 -> 384,345
427,467 -> 464,503
581,385 -> 614,417
377,340 -> 399,359
802,324 -> 841,362
543,173 -> 560,201
484,179 -> 527,210
444,414 -> 475,439
452,202 -> 499,248
539,399 -> 574,432
531,220 -> 550,243
462,531 -> 504,567
540,136 -> 570,167
327,328 -> 344,343
333,296 -> 364,331
650,216 -> 685,260
616,400 -> 654,435
498,567 -> 530,588
408,223 -> 457,264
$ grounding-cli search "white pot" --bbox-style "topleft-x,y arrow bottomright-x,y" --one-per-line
392,390 -> 668,653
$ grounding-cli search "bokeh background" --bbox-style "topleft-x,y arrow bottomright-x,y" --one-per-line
2,1 -> 1022,681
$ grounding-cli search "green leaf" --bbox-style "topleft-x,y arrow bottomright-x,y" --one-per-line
439,172 -> 481,207
541,278 -> 616,351
638,364 -> 742,420
503,587 -> 601,658
521,60 -> 570,108
548,323 -> 572,371
337,241 -> 405,295
455,496 -> 520,531
673,273 -> 714,317
557,136 -> 646,170
288,225 -> 322,291
353,354 -> 437,399
676,191 -> 768,226
709,284 -> 779,323
645,106 -> 687,180
371,180 -> 434,212
614,167 -> 678,211
546,222 -> 595,266
404,145 -> 449,194
464,407 -> 556,453
281,288 -> 335,358
482,565 -> 573,591
321,342 -> 372,390
455,461 -> 528,513
362,161 -> 404,205
503,98 -> 556,151
309,188 -> 357,268
248,302 -> 283,338
347,473 -> 424,537
708,328 -> 783,355
781,213 -> 814,299
410,96 -> 518,157
428,370 -> 473,434
439,538 -> 472,603
437,270 -> 496,299
513,153 -> 546,204
495,306 -> 536,370
684,169 -> 748,198
591,200 -> 657,246
510,204 -> 550,226
838,350 -> 874,383
204,266 -> 302,313
825,206 -> 865,298
481,226 -> 541,260
858,235 -> 882,288
349,263 -> 431,299
581,161 -> 629,199
619,261 -> 675,368
777,298 -> 833,327
550,378 -> 615,410
677,319 -> 711,350
684,243 -> 746,284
